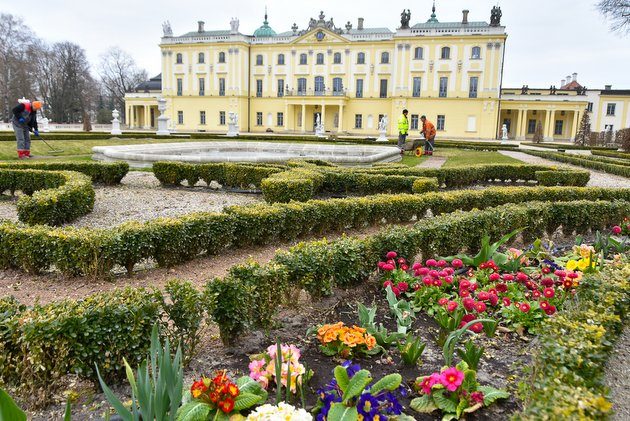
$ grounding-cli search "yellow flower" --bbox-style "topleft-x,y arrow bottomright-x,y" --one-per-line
566,260 -> 578,271
577,259 -> 589,271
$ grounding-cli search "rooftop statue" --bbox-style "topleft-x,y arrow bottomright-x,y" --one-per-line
162,21 -> 173,37
490,6 -> 502,26
400,9 -> 411,29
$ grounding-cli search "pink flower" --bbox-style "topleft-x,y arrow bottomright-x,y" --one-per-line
422,276 -> 433,286
554,270 -> 566,278
489,273 -> 501,282
429,270 -> 439,279
519,302 -> 531,313
437,260 -> 448,268
440,367 -> 465,392
397,257 -> 406,265
502,274 -> 514,282
383,280 -> 393,289
532,290 -> 541,299
386,251 -> 397,259
463,298 -> 476,311
425,259 -> 438,267
438,270 -> 448,278
382,264 -> 395,271
488,294 -> 499,307
612,225 -> 622,234
412,262 -> 423,270
419,373 -> 441,394
470,322 -> 484,333
516,272 -> 528,282
397,282 -> 409,292
459,280 -> 471,290
391,287 -> 401,297
541,277 -> 554,287
469,282 -> 479,292
377,262 -> 386,269
543,287 -> 555,298
444,267 -> 455,276
461,314 -> 476,323
459,289 -> 471,298
502,297 -> 511,306
447,301 -> 458,312
470,391 -> 484,404
438,297 -> 449,306
432,279 -> 443,287
477,291 -> 490,301
451,259 -> 463,268
413,283 -> 421,291
544,305 -> 557,315
418,267 -> 430,276
444,276 -> 454,284
496,283 -> 507,293
474,302 -> 487,313
401,264 -> 409,271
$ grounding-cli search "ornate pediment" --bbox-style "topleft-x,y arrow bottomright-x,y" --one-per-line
291,27 -> 348,44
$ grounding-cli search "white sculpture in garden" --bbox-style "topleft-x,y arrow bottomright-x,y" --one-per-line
376,115 -> 389,142
111,109 -> 122,135
156,98 -> 171,136
227,112 -> 240,137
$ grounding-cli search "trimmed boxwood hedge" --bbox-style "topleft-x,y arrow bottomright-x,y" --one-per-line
521,142 -> 618,151
0,186 -> 628,276
0,169 -> 94,225
523,150 -> 630,178
592,150 -> 630,160
0,161 -> 129,185
516,265 -> 629,420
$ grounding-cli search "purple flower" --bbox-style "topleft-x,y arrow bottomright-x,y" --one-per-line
357,393 -> 380,418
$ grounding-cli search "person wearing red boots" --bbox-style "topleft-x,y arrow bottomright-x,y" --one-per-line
420,115 -> 436,155
12,100 -> 43,159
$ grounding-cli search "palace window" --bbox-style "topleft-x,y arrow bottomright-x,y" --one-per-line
412,77 -> 421,97
256,112 -> 263,126
333,77 -> 343,95
414,47 -> 423,60
410,114 -> 419,130
277,79 -> 284,97
219,111 -> 226,125
381,52 -> 390,64
218,52 -> 225,63
355,114 -> 363,129
528,119 -> 537,134
316,53 -> 324,65
437,115 -> 445,131
439,77 -> 448,98
256,80 -> 263,97
471,46 -> 481,59
587,102 -> 594,112
380,79 -> 388,98
314,76 -> 325,94
199,111 -> 206,125
606,103 -> 616,116
334,52 -> 342,64
198,78 -> 205,96
176,53 -> 183,64
277,54 -> 285,65
219,78 -> 225,96
356,79 -> 364,98
469,76 -> 479,98
297,78 -> 307,95
177,78 -> 183,96
256,54 -> 263,65
441,47 -> 451,60
300,53 -> 308,65
177,111 -> 183,125
357,52 -> 366,64
554,120 -> 563,136
277,112 -> 284,126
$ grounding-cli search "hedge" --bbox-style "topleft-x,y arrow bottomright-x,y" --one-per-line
153,161 -> 285,188
0,133 -> 189,142
592,150 -> 630,160
575,153 -> 630,167
523,150 -> 630,178
521,142 -> 618,151
1,186 -> 628,276
534,170 -> 590,186
0,169 -> 94,225
0,161 -> 129,185
515,265 -> 629,420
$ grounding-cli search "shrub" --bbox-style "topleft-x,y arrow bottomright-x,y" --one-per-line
0,161 -> 129,184
523,150 -> 630,178
412,177 -> 440,193
261,169 -> 324,203
592,150 -> 630,160
534,170 -> 590,186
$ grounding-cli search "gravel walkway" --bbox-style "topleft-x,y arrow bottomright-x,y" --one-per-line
0,172 -> 262,228
499,150 -> 630,188
604,326 -> 630,420
417,156 -> 447,168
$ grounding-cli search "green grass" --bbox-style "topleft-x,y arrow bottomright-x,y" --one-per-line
400,147 -> 521,168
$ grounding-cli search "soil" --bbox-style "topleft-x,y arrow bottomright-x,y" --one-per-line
24,273 -> 529,421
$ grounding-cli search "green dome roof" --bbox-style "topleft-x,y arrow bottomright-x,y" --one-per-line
253,11 -> 276,37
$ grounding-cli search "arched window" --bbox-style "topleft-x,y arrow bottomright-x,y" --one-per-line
176,53 -> 183,64
414,47 -> 423,60
333,77 -> 343,95
297,77 -> 307,95
218,52 -> 226,63
381,52 -> 390,64
277,54 -> 285,65
471,46 -> 481,59
441,47 -> 451,59
357,52 -> 366,64
316,53 -> 324,65
256,54 -> 263,65
198,52 -> 205,63
333,52 -> 342,64
299,53 -> 308,65
314,76 -> 325,94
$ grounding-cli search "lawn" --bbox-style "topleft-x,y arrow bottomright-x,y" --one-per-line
401,147 -> 520,167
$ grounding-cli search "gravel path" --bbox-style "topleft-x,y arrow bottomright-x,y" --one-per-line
604,326 -> 630,420
0,172 -> 262,228
499,150 -> 630,188
417,156 -> 447,168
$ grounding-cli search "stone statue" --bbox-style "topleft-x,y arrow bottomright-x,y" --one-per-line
549,85 -> 557,95
156,98 -> 170,136
227,112 -> 239,137
521,85 -> 529,95
291,23 -> 298,34
315,114 -> 325,137
162,21 -> 173,37
490,6 -> 502,26
377,115 -> 389,142
111,109 -> 122,135
400,9 -> 411,29
230,18 -> 239,34
501,124 -> 508,141
345,21 -> 352,33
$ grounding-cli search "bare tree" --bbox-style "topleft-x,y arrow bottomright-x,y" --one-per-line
597,0 -> 630,34
98,47 -> 147,123
0,13 -> 41,122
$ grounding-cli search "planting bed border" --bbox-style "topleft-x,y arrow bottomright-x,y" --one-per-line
0,161 -> 129,185
520,142 -> 618,151
522,150 -> 630,178
592,150 -> 630,161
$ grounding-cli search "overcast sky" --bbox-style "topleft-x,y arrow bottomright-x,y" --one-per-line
2,0 -> 628,89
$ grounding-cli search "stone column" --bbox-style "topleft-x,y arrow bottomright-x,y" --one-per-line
543,110 -> 551,141
284,104 -> 289,131
144,106 -> 151,129
301,104 -> 306,133
571,110 -> 580,141
338,104 -> 344,132
547,110 -> 556,141
517,110 -> 527,140
321,104 -> 326,131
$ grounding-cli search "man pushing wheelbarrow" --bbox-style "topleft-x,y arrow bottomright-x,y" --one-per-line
420,115 -> 436,156
12,99 -> 43,159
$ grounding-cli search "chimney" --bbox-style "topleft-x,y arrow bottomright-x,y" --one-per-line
561,79 -> 566,87
358,17 -> 364,30
572,72 -> 578,82
198,21 -> 205,33
605,84 -> 612,91
462,10 -> 469,24
566,75 -> 572,84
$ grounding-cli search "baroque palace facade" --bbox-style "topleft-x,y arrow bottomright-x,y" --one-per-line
125,5 -> 629,140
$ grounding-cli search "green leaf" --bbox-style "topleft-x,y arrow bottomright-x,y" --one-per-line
478,385 -> 510,405
370,374 -> 402,395
95,365 -> 133,421
176,401 -> 212,421
410,395 -> 438,414
0,387 -> 26,421
63,400 -> 72,421
236,376 -> 268,401
441,413 -> 458,421
334,366 -> 350,394
343,370 -> 372,403
462,370 -> 477,392
456,398 -> 469,419
328,403 -> 359,421
433,390 -> 458,413
233,393 -> 263,411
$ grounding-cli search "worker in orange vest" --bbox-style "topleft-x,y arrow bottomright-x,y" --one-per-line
12,100 -> 43,159
420,115 -> 436,155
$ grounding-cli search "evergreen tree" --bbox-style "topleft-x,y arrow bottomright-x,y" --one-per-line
574,110 -> 591,146
532,121 -> 544,143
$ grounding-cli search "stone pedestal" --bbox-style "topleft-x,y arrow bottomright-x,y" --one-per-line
41,117 -> 50,133
315,114 -> 325,138
376,115 -> 389,142
226,112 -> 240,137
111,109 -> 122,135
376,129 -> 388,142
156,98 -> 170,136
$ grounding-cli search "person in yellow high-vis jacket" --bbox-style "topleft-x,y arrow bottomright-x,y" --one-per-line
397,109 -> 409,152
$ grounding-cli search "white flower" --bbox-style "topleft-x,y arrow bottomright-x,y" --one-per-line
245,402 -> 312,421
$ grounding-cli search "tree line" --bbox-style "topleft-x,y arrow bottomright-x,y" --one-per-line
0,13 -> 147,125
